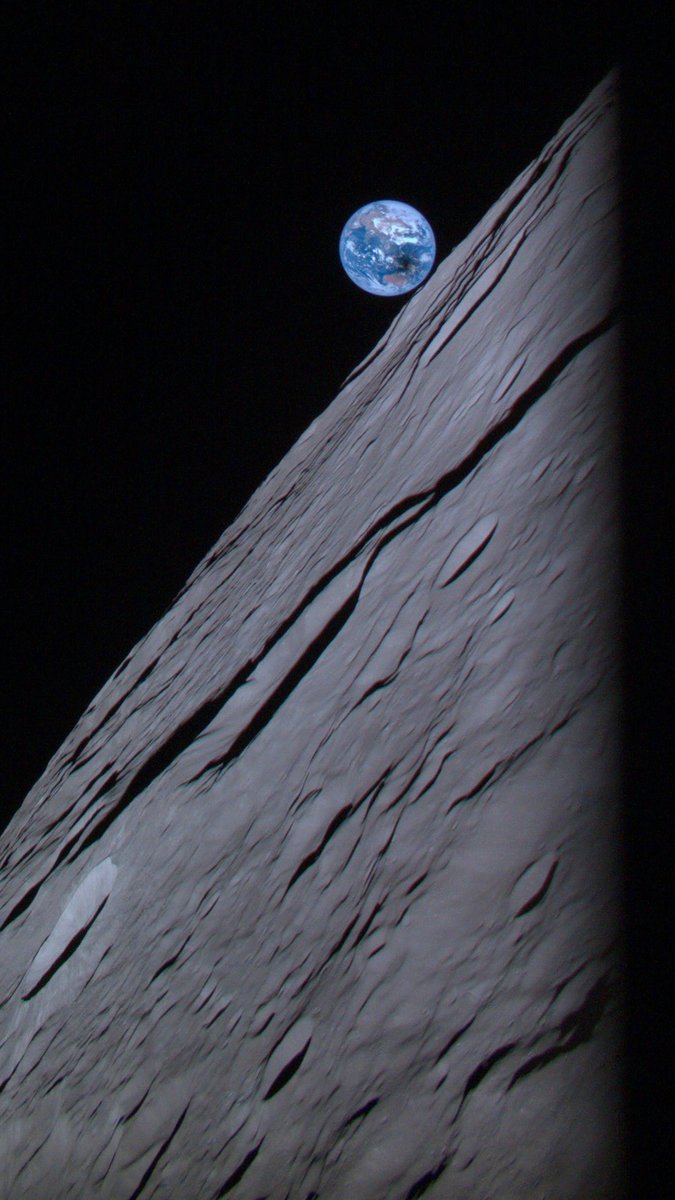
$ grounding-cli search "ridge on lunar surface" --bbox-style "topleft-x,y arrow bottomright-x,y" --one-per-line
0,73 -> 624,1198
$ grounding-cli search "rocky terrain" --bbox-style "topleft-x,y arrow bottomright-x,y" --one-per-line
0,72 -> 624,1198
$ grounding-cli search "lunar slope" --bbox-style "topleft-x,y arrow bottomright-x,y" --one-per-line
0,73 -> 623,1199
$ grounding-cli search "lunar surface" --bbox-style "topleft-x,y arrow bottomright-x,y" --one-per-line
0,73 -> 623,1198
339,199 -> 436,295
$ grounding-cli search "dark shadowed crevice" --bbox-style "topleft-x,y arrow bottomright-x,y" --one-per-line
21,894 -> 110,1000
1,760 -> 115,876
263,1038 -> 311,1100
1,878 -> 45,931
351,900 -> 383,949
77,660 -> 254,824
48,772 -> 121,868
507,974 -> 611,1090
125,1103 -> 189,1200
319,915 -> 361,972
405,871 -> 429,896
447,753 -> 523,813
285,805 -> 355,892
404,1156 -> 450,1198
440,523 -> 498,587
383,745 -> 453,817
435,1018 -> 476,1065
69,655 -> 164,767
212,1141 -> 263,1197
75,760 -> 118,801
549,962 -> 589,1007
194,588 -> 363,782
121,1080 -> 156,1124
352,661 -> 405,709
515,858 -> 559,917
340,1096 -> 380,1130
459,1042 -> 518,1109
250,1009 -> 275,1037
54,655 -> 266,867
44,1071 -> 68,1095
148,932 -> 193,984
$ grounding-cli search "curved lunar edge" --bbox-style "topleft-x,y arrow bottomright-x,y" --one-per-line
0,73 -> 623,1199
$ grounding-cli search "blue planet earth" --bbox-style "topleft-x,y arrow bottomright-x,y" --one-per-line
339,200 -> 436,296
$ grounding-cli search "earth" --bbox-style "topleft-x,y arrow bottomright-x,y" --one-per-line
339,200 -> 436,296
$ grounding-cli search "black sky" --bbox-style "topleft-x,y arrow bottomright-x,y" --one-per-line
2,2 -> 672,1182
